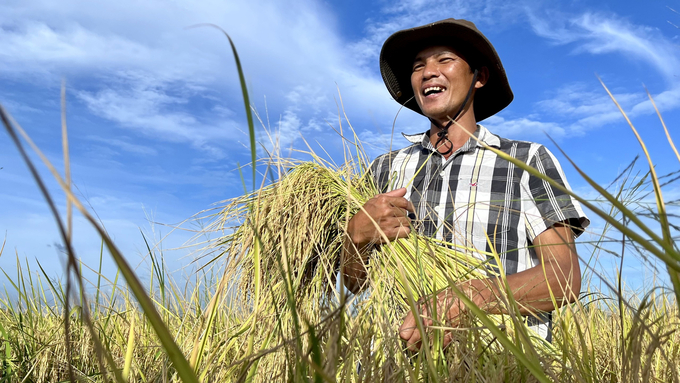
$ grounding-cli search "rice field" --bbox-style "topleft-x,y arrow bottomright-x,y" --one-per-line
1,35 -> 679,382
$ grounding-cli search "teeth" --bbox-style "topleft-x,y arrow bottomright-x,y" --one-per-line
424,87 -> 444,95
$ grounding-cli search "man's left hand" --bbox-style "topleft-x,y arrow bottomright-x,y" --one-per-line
398,286 -> 471,351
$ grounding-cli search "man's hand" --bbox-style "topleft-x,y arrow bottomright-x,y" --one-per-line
347,187 -> 415,248
342,188 -> 415,293
399,284 -> 476,351
398,223 -> 581,350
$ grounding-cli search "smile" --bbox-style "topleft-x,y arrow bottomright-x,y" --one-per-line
423,86 -> 445,96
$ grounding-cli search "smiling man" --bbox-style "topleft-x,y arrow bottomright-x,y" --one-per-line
342,19 -> 590,348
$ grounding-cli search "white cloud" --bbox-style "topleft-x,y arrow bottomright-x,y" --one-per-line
0,0 -> 419,163
358,130 -> 400,158
534,83 -> 637,134
0,22 -> 151,76
285,85 -> 330,114
259,110 -> 332,154
572,14 -> 680,81
274,110 -> 303,149
85,135 -> 158,156
523,10 -> 680,135
525,7 -> 582,45
348,0 -> 520,69
533,81 -> 680,135
483,115 -> 565,138
74,74 -> 238,157
629,86 -> 680,116
536,83 -> 627,118
0,98 -> 45,115
528,11 -> 680,82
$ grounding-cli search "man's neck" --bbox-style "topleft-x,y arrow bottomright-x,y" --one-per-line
428,113 -> 478,158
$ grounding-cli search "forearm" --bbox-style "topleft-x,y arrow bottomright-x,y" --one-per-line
467,263 -> 580,316
400,225 -> 581,349
465,225 -> 581,315
340,235 -> 370,293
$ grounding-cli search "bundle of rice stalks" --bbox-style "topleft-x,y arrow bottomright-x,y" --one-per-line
211,156 -> 551,379
216,159 -> 491,313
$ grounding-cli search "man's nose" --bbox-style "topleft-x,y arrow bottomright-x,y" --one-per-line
421,60 -> 439,80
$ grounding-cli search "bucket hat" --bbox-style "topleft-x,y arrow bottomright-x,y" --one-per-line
380,18 -> 513,122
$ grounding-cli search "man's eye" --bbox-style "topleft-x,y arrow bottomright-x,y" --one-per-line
413,64 -> 424,71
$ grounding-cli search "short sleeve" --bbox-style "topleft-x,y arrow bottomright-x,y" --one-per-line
522,145 -> 590,241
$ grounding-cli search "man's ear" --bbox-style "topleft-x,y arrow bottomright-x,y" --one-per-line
475,66 -> 490,89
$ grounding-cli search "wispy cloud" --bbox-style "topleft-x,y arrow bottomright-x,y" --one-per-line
483,115 -> 565,139
572,13 -> 680,81
86,135 -> 158,156
75,73 -> 238,158
349,0 -> 521,69
0,0 -> 419,161
358,130 -> 399,158
532,83 -> 680,137
533,83 -> 638,134
0,21 -> 151,77
529,11 -> 680,81
525,9 -> 680,134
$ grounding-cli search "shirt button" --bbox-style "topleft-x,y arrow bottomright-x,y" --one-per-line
439,171 -> 445,177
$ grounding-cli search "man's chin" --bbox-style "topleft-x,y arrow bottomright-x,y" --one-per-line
421,110 -> 450,123
419,103 -> 450,119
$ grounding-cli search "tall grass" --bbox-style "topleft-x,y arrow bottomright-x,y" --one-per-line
1,30 -> 679,382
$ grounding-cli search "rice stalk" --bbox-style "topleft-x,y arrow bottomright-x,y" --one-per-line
599,78 -> 680,307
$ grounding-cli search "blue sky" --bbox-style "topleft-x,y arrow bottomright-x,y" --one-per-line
1,0 -> 678,293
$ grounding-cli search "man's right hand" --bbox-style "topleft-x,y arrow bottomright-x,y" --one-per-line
347,187 -> 416,248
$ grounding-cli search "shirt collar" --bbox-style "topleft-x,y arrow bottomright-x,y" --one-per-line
402,124 -> 501,152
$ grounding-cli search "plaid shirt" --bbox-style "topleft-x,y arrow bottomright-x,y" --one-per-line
370,124 -> 589,340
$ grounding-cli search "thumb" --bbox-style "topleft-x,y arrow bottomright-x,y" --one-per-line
384,187 -> 407,197
399,313 -> 416,340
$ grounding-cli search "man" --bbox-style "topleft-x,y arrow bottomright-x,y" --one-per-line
341,19 -> 589,349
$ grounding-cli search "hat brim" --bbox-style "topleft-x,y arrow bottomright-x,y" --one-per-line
380,19 -> 513,122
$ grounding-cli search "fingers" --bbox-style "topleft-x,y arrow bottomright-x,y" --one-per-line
380,194 -> 415,213
383,187 -> 407,197
398,313 -> 415,341
380,217 -> 411,242
406,332 -> 422,351
400,291 -> 465,352
348,188 -> 415,246
377,188 -> 415,212
389,206 -> 408,217
443,331 -> 454,348
399,312 -> 424,352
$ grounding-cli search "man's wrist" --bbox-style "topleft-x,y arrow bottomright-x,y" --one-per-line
460,279 -> 496,312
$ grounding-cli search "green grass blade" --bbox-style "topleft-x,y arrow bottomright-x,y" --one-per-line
36,259 -> 65,308
599,79 -> 680,306
96,239 -> 104,320
0,105 -> 198,383
189,24 -> 257,192
122,313 -> 136,382
646,87 -> 680,165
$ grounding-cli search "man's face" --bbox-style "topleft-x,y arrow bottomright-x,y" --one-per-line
410,45 -> 478,122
